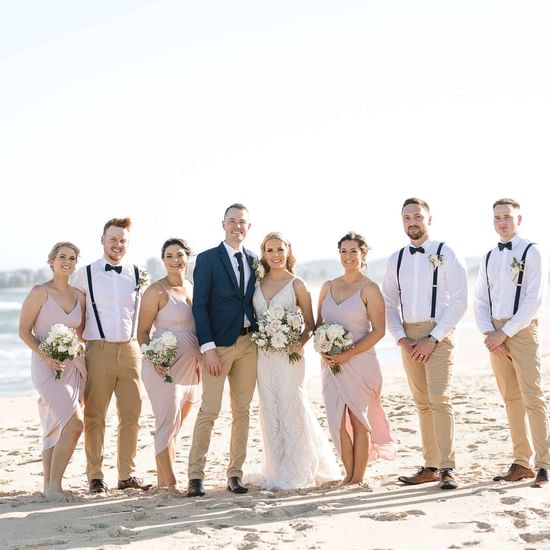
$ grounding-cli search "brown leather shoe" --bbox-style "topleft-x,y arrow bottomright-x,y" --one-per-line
531,468 -> 549,488
440,468 -> 458,490
493,463 -> 535,482
398,467 -> 439,485
117,476 -> 152,491
227,476 -> 248,494
187,478 -> 205,497
89,478 -> 108,494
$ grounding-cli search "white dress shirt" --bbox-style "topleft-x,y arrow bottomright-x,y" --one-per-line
382,239 -> 468,343
74,258 -> 139,342
474,235 -> 547,338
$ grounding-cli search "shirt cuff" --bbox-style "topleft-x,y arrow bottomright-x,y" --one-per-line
200,341 -> 217,354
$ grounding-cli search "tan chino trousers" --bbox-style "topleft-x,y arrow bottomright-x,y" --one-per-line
188,334 -> 257,480
490,319 -> 550,469
84,340 -> 142,481
401,321 -> 456,469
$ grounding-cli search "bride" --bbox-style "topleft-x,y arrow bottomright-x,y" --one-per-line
251,232 -> 340,490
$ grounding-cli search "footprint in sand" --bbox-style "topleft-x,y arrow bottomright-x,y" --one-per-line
500,496 -> 522,505
291,520 -> 314,531
520,532 -> 550,543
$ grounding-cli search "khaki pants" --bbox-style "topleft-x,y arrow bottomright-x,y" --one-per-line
188,334 -> 257,480
401,321 -> 456,469
84,340 -> 142,481
490,319 -> 550,469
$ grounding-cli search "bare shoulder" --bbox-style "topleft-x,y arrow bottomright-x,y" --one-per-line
292,276 -> 308,293
143,280 -> 166,299
23,284 -> 47,307
361,277 -> 383,301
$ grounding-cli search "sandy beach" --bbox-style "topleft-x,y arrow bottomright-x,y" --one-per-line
2,301 -> 550,549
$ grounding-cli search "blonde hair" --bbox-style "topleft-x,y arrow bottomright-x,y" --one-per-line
260,232 -> 296,274
47,242 -> 80,267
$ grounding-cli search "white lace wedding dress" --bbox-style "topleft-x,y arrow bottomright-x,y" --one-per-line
251,279 -> 340,490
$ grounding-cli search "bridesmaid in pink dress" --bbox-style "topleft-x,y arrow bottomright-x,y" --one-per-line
137,238 -> 202,493
317,232 -> 396,485
19,242 -> 87,498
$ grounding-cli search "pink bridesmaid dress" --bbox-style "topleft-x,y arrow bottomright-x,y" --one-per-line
320,286 -> 396,460
141,285 -> 202,454
31,291 -> 87,450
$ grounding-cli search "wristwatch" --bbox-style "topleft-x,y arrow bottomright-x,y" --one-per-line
427,335 -> 439,344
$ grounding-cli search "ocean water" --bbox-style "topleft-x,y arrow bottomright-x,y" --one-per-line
0,288 -> 34,397
0,286 -> 401,397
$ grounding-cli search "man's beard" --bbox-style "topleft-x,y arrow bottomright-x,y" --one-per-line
406,226 -> 425,240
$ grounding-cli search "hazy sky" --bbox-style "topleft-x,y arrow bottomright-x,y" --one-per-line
1,1 -> 549,270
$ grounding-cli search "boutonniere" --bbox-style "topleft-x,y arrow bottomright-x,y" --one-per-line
429,254 -> 444,269
135,268 -> 150,291
253,259 -> 266,280
511,257 -> 524,281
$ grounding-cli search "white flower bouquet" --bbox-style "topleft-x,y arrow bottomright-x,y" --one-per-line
251,306 -> 304,364
39,323 -> 85,380
314,323 -> 353,375
141,331 -> 178,383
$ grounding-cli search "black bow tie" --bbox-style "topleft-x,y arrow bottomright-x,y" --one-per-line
409,246 -> 425,255
105,264 -> 122,274
498,242 -> 512,251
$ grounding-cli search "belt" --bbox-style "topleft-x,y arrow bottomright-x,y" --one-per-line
240,326 -> 254,336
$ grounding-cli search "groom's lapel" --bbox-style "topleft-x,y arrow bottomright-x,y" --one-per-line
217,243 -> 239,292
244,249 -> 256,298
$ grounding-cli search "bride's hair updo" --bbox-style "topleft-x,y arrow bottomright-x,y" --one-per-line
260,232 -> 296,274
337,231 -> 370,268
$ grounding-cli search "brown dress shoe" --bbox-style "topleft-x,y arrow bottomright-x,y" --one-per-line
493,463 -> 535,482
532,468 -> 549,488
89,478 -> 108,494
398,467 -> 439,485
227,477 -> 248,494
117,476 -> 153,491
440,468 -> 458,490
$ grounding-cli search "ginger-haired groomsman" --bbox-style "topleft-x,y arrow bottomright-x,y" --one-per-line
75,217 -> 151,494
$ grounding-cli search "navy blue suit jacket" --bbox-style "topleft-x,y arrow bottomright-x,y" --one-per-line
192,243 -> 258,347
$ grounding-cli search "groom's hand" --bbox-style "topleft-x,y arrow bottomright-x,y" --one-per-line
204,349 -> 222,376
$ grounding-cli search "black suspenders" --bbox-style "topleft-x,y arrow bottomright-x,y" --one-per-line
86,264 -> 140,339
485,243 -> 534,318
397,242 -> 444,322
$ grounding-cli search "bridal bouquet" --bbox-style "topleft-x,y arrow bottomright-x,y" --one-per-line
141,331 -> 178,383
39,323 -> 86,380
314,323 -> 353,375
251,306 -> 304,364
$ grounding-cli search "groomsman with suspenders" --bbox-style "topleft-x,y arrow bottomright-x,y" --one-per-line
74,218 -> 151,494
474,198 -> 550,488
383,198 -> 468,490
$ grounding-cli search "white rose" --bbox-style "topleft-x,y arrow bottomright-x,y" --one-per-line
271,332 -> 287,349
269,306 -> 285,320
327,324 -> 344,341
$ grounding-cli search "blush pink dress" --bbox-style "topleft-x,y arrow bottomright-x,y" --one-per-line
31,291 -> 87,451
141,285 -> 202,454
320,286 -> 396,460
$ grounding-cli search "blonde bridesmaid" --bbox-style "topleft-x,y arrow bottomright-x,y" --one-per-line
19,242 -> 87,499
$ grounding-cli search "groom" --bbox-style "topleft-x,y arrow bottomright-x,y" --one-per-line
187,203 -> 258,497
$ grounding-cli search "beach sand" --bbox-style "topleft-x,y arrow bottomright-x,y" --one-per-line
3,304 -> 550,549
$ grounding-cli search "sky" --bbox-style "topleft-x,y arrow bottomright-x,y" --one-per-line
1,0 -> 549,270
